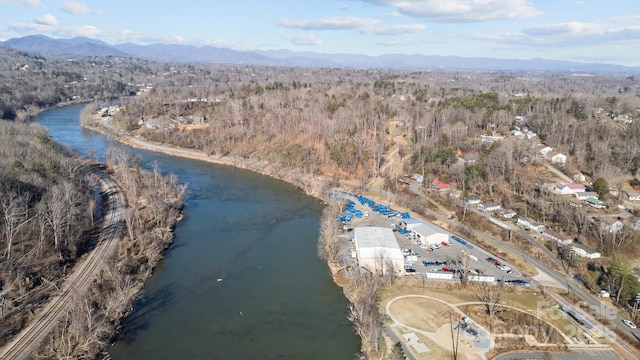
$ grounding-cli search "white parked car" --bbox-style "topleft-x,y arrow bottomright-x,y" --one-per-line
497,264 -> 511,272
430,243 -> 441,250
623,319 -> 637,329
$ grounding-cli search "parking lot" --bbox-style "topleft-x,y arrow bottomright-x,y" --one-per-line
339,191 -> 530,286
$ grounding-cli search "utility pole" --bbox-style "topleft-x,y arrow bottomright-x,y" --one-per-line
450,314 -> 460,360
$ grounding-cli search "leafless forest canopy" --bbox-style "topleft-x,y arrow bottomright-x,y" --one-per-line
0,47 -> 185,356
86,61 -> 640,255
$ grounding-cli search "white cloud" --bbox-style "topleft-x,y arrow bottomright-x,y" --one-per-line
359,0 -> 541,22
277,16 -> 381,30
61,0 -> 101,15
609,15 -> 640,23
468,21 -> 640,50
0,0 -> 42,7
363,24 -> 426,35
35,13 -> 57,26
283,34 -> 323,46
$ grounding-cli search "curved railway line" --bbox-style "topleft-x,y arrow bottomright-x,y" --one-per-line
0,169 -> 126,360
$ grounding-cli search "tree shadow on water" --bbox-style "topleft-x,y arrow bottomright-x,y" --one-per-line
113,282 -> 176,343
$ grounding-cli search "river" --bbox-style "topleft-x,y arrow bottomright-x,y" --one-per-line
37,104 -> 360,359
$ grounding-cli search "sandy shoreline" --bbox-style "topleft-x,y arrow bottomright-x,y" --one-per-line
84,123 -> 331,199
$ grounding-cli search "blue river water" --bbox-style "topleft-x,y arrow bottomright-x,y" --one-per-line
37,104 -> 360,359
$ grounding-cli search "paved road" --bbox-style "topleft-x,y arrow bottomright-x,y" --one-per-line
496,348 -> 621,360
0,168 -> 126,360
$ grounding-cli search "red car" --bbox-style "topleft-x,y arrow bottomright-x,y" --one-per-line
441,267 -> 453,273
441,241 -> 450,247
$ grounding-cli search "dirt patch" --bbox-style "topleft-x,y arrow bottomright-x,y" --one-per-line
389,297 -> 453,332
178,123 -> 209,131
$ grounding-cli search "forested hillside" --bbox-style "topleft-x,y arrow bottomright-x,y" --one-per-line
0,46 -> 148,121
0,47 -> 186,357
96,65 -> 640,257
0,119 -> 92,343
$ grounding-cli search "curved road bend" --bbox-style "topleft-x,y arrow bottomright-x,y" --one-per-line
0,169 -> 126,360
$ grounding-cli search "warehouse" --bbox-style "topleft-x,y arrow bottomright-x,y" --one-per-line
408,222 -> 449,246
353,227 -> 405,276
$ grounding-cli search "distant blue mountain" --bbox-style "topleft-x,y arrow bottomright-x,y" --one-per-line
2,35 -> 639,74
2,35 -> 129,58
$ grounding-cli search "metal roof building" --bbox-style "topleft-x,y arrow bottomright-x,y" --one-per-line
353,227 -> 404,275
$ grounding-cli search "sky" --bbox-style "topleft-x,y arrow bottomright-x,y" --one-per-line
1,0 -> 640,66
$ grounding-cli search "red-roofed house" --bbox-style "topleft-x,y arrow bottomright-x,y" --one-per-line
431,179 -> 451,192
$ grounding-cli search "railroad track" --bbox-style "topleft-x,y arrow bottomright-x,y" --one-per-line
0,170 -> 126,360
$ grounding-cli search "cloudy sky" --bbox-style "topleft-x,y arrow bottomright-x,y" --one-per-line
1,0 -> 639,66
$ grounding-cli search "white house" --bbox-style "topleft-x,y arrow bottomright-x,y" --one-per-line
626,190 -> 640,201
539,146 -> 553,156
571,243 -> 601,259
478,202 -> 501,212
409,223 -> 449,247
597,217 -> 624,233
555,183 -> 586,195
517,216 -> 546,232
573,173 -> 587,182
481,134 -> 504,144
463,195 -> 481,205
497,209 -> 517,219
549,152 -> 567,165
542,229 -> 573,246
574,192 -> 599,201
353,227 -> 405,275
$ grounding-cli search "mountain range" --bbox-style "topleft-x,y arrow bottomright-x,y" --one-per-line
2,35 -> 639,74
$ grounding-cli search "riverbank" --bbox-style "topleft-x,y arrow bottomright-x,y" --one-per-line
85,123 -> 333,199
80,113 -> 377,356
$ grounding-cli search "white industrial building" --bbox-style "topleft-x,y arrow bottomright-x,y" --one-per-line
353,227 -> 404,275
408,222 -> 449,246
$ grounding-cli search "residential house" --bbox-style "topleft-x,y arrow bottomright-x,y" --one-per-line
431,178 -> 451,192
547,152 -> 567,165
597,217 -> 624,233
497,209 -> 517,219
514,115 -> 528,124
542,229 -> 573,246
411,174 -> 424,183
539,146 -> 553,156
586,197 -> 606,209
608,188 -> 619,197
449,190 -> 463,199
573,173 -> 587,182
625,190 -> 640,201
517,216 -> 546,232
481,134 -> 504,144
571,243 -> 601,259
625,217 -> 640,231
463,195 -> 481,205
574,192 -> 599,201
478,202 -> 501,212
555,183 -> 586,195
